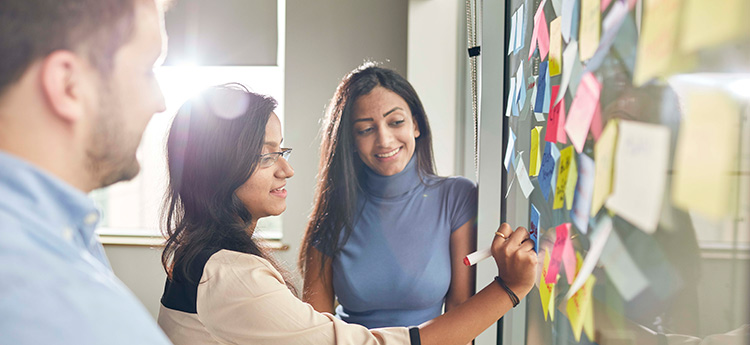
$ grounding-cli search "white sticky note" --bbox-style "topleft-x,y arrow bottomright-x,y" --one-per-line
516,156 -> 536,199
508,10 -> 517,56
571,154 -> 595,233
504,127 -> 517,171
557,42 -> 579,105
599,226 -> 649,301
605,120 -> 670,234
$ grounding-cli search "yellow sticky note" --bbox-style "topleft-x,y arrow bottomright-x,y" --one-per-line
549,17 -> 562,76
539,249 -> 556,321
680,0 -> 747,53
591,119 -> 618,215
579,0 -> 601,61
672,90 -> 740,219
553,146 -> 574,210
530,126 -> 543,176
567,275 -> 596,342
583,298 -> 595,342
565,152 -> 578,211
633,0 -> 681,86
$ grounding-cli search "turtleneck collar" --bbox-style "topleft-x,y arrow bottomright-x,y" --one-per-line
363,154 -> 422,198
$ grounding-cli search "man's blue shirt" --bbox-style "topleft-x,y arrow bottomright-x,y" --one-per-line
0,151 -> 171,344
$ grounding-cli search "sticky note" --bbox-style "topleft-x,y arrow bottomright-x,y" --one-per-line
567,275 -> 596,342
605,120 -> 670,234
539,249 -> 556,321
549,18 -> 563,76
561,0 -> 579,42
556,41 -> 578,105
543,65 -> 551,113
570,154 -> 595,233
600,227 -> 649,300
534,62 -> 549,113
539,143 -> 559,201
546,86 -> 567,144
505,77 -> 517,117
530,126 -> 543,176
560,223 -> 576,284
550,144 -> 560,196
516,156 -> 535,199
633,0 -> 680,86
553,146 -> 574,210
564,153 -> 577,211
551,0 -> 563,15
516,4 -> 526,54
508,9 -> 517,56
530,204 -> 540,252
504,127 -> 517,172
591,119 -> 617,215
680,0 -> 746,53
579,0 -> 601,61
515,62 -> 526,116
564,72 -> 602,153
529,1 -> 550,60
672,90 -> 740,219
545,223 -> 569,283
601,0 -> 613,11
567,215 -> 612,298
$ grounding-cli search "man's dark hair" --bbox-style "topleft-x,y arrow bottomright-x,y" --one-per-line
0,0 -> 142,96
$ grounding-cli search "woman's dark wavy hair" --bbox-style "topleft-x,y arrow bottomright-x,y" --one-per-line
162,83 -> 294,291
299,63 -> 436,273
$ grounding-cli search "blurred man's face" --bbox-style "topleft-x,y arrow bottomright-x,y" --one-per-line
86,0 -> 166,188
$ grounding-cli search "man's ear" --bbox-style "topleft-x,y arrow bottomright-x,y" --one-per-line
40,51 -> 89,123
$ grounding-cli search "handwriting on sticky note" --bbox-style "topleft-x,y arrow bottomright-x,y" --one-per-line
553,146 -> 574,210
545,223 -> 570,283
567,275 -> 596,342
530,204 -> 540,252
564,72 -> 602,153
539,143 -> 557,201
605,120 -> 670,233
539,249 -> 556,321
535,62 -> 549,113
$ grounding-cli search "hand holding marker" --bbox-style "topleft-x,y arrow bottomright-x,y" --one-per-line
464,226 -> 536,266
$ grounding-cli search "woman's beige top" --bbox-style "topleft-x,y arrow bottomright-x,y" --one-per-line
157,249 -> 414,345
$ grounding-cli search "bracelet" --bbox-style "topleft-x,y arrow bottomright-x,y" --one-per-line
495,276 -> 520,308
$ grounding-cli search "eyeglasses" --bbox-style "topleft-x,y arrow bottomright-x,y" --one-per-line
258,148 -> 292,168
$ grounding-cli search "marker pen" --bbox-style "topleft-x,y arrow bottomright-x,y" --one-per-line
463,247 -> 491,266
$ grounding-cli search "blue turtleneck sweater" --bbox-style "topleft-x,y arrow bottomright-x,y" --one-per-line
327,155 -> 477,328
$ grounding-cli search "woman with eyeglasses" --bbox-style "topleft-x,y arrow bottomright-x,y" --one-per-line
157,83 -> 538,345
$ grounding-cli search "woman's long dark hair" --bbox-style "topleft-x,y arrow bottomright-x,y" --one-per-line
299,63 -> 436,274
162,83 -> 294,291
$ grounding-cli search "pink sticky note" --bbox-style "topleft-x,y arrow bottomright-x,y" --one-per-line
590,104 -> 602,141
602,0 -> 613,12
545,223 -> 570,283
560,223 -> 577,284
556,98 -> 567,143
564,72 -> 601,153
536,11 -> 550,60
528,1 -> 550,60
546,86 -> 560,142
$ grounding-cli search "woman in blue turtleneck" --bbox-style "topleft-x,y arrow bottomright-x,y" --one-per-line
300,63 -> 478,329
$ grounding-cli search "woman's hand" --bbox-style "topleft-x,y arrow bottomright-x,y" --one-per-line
491,223 -> 538,298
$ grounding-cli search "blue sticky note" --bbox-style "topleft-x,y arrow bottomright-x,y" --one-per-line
508,10 -> 517,56
530,204 -> 540,252
505,77 -> 516,117
504,128 -> 517,172
570,0 -> 580,45
539,144 -> 556,201
516,64 -> 526,112
515,4 -> 526,54
535,61 -> 548,113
